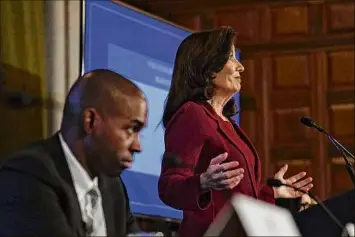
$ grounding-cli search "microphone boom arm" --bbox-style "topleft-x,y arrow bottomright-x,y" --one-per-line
328,135 -> 355,159
284,183 -> 344,231
300,116 -> 355,187
326,134 -> 355,186
267,178 -> 347,234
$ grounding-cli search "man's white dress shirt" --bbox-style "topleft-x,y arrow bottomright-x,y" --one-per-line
59,133 -> 107,236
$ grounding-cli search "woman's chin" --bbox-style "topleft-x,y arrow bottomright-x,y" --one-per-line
233,85 -> 241,93
219,85 -> 241,94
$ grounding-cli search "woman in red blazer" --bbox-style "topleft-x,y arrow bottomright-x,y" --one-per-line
158,27 -> 313,237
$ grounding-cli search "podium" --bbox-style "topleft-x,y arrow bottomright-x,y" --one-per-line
204,189 -> 355,236
294,188 -> 355,237
204,194 -> 301,236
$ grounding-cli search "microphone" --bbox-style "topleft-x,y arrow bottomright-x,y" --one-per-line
161,152 -> 190,168
300,117 -> 325,133
267,178 -> 346,233
300,117 -> 355,186
300,117 -> 354,160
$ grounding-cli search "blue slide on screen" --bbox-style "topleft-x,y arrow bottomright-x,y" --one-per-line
83,0 -> 240,220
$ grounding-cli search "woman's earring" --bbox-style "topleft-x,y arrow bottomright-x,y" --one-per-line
204,84 -> 214,98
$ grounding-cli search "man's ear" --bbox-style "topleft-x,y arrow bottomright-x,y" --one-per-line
82,108 -> 100,135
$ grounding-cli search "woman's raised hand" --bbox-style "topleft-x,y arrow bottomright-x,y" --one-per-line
200,152 -> 244,191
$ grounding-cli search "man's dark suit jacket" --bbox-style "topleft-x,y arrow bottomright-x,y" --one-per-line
0,133 -> 138,236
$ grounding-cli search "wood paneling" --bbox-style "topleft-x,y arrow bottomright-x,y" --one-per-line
240,111 -> 257,144
274,160 -> 313,179
240,59 -> 256,94
215,8 -> 260,42
272,54 -> 310,88
275,159 -> 325,195
325,46 -> 355,195
272,91 -> 311,109
330,104 -> 354,138
270,5 -> 309,37
329,160 -> 355,195
272,108 -> 311,145
168,14 -> 201,31
268,51 -> 315,172
239,57 -> 258,147
328,50 -> 354,88
326,2 -> 354,34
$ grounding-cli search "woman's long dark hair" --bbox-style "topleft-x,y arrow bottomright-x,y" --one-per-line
162,27 -> 238,128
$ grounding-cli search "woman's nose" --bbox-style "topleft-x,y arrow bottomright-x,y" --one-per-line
235,60 -> 244,72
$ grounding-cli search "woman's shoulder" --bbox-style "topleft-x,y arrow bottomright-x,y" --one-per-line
166,101 -> 209,128
176,101 -> 210,119
180,101 -> 205,113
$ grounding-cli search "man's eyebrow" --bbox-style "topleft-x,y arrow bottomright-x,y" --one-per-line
131,119 -> 145,127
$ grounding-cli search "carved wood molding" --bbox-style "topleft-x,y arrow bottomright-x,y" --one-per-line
239,36 -> 354,58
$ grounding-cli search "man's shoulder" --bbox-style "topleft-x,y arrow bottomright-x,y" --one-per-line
102,175 -> 130,199
0,135 -> 61,186
104,175 -> 125,189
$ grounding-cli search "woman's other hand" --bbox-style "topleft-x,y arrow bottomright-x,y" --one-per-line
273,164 -> 313,199
298,194 -> 317,211
200,152 -> 244,191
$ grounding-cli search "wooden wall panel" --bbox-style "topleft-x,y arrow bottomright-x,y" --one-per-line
268,52 -> 315,164
240,59 -> 256,94
325,47 -> 355,195
240,111 -> 257,144
272,159 -> 317,198
329,159 -> 355,195
330,104 -> 354,139
270,5 -> 309,37
272,108 -> 311,146
327,48 -> 354,151
239,59 -> 258,144
215,8 -> 260,42
326,2 -> 354,34
272,54 -> 310,88
168,14 -> 201,31
328,50 -> 354,88
273,160 -> 313,181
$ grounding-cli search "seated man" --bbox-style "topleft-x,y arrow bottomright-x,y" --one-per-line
0,69 -> 147,236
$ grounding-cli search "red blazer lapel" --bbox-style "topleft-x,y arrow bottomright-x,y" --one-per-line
200,103 -> 259,195
233,125 -> 259,160
200,102 -> 248,153
200,102 -> 252,154
232,124 -> 262,186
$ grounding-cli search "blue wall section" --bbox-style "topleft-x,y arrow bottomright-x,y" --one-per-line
83,0 -> 240,220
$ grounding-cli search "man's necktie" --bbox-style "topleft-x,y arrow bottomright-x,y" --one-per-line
85,188 -> 99,236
